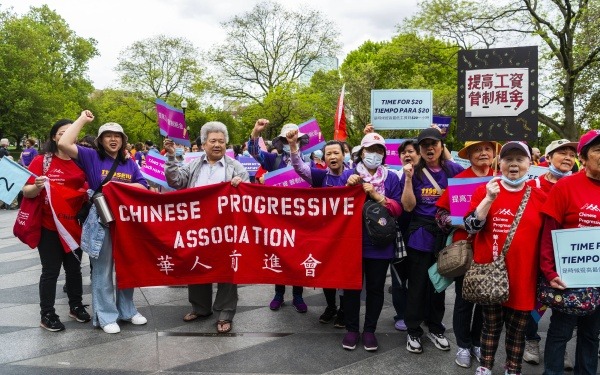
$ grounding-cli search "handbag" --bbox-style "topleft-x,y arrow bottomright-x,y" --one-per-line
537,276 -> 600,316
12,153 -> 52,248
437,230 -> 473,278
76,157 -> 119,225
363,198 -> 397,246
462,186 -> 531,305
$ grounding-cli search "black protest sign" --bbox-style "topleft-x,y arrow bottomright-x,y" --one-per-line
457,46 -> 538,142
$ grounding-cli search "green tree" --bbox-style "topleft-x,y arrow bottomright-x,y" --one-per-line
0,5 -> 97,145
210,1 -> 341,103
407,0 -> 600,140
115,35 -> 204,101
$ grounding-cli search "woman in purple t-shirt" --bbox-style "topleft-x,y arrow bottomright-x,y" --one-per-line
59,110 -> 149,334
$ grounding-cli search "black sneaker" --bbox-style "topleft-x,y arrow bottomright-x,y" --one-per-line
40,312 -> 65,332
319,306 -> 337,323
69,305 -> 91,323
333,309 -> 345,328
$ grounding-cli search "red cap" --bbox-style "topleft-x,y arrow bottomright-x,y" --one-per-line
577,129 -> 600,155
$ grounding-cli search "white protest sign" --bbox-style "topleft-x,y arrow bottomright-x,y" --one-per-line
551,227 -> 600,287
371,89 -> 432,130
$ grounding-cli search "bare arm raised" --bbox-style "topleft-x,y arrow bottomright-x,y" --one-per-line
58,110 -> 94,159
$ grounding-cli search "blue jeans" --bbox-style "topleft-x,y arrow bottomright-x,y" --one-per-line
90,231 -> 138,328
543,309 -> 600,375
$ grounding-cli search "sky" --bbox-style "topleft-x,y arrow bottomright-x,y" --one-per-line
2,0 -> 420,90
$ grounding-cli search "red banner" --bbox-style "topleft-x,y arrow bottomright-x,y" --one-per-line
103,182 -> 365,290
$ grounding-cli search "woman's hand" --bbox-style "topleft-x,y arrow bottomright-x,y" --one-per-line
163,138 -> 175,156
79,110 -> 94,123
364,124 -> 374,134
230,176 -> 242,187
251,118 -> 269,138
403,163 -> 414,179
485,176 -> 501,200
346,174 -> 362,186
285,129 -> 298,152
363,182 -> 375,197
550,276 -> 567,290
34,176 -> 47,191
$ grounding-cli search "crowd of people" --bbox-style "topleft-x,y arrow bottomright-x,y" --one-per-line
17,110 -> 600,375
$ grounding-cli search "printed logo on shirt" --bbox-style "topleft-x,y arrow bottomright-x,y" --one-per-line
578,202 -> 600,227
494,208 -> 515,216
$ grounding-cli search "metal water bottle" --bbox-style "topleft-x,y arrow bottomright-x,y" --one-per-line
93,192 -> 114,224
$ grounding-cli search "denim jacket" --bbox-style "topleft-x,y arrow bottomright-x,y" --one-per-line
80,190 -> 106,259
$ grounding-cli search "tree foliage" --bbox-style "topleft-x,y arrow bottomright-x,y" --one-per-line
0,5 -> 97,145
115,35 -> 204,101
210,1 -> 341,103
407,0 -> 600,140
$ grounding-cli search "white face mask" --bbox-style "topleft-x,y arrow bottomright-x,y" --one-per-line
363,152 -> 383,169
344,153 -> 351,163
282,144 -> 290,154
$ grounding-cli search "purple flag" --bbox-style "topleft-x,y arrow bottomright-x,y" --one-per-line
298,119 -> 325,154
156,99 -> 190,146
263,166 -> 311,188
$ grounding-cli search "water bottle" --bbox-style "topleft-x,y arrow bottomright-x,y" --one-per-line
93,193 -> 114,224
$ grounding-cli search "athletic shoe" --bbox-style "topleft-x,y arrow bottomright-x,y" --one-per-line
126,313 -> 147,325
69,305 -> 91,323
455,347 -> 472,368
406,334 -> 423,354
269,294 -> 284,310
471,346 -> 482,362
475,366 -> 492,375
333,309 -> 345,328
564,350 -> 573,371
342,331 -> 360,350
362,332 -> 378,351
319,306 -> 337,323
394,319 -> 407,331
40,312 -> 65,332
292,296 -> 307,313
102,322 -> 120,334
523,340 -> 540,365
428,332 -> 451,351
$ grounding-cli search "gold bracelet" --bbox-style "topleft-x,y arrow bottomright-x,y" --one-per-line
378,197 -> 386,204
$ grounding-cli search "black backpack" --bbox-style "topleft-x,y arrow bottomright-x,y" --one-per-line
363,198 -> 397,247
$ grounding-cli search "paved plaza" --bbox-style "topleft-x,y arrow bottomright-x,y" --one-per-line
0,209 -> 577,374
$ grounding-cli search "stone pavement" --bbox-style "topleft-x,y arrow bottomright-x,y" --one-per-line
0,209 -> 576,374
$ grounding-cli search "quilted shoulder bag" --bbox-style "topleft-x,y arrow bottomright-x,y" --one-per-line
537,276 -> 600,316
462,186 -> 531,305
437,230 -> 473,278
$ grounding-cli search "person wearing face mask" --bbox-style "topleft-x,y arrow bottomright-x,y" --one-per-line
341,142 -> 353,168
287,130 -> 348,328
435,140 -> 501,368
247,119 -> 311,313
311,149 -> 327,169
401,128 -> 464,355
339,132 -> 402,352
522,139 -> 578,370
464,141 -> 547,375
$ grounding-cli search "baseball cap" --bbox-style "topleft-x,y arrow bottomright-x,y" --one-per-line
351,145 -> 361,155
361,133 -> 386,148
577,129 -> 600,155
417,128 -> 442,144
271,123 -> 308,150
545,139 -> 578,156
499,141 -> 531,159
457,141 -> 502,159
96,122 -> 128,147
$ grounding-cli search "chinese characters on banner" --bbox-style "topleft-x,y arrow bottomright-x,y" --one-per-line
457,46 -> 538,142
102,181 -> 364,290
447,176 -> 493,225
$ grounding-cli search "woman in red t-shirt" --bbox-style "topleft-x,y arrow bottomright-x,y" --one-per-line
464,142 -> 547,375
22,119 -> 90,332
435,140 -> 500,369
539,130 -> 600,375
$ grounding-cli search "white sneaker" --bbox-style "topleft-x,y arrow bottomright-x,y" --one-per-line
406,335 -> 423,354
455,347 -> 472,368
127,313 -> 147,325
523,340 -> 540,365
475,366 -> 492,375
471,346 -> 482,362
102,322 -> 120,334
428,332 -> 451,351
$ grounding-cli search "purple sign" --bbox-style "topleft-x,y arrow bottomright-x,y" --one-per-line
140,150 -> 173,190
384,139 -> 406,170
263,166 -> 311,188
298,119 -> 326,154
433,115 -> 452,139
448,176 -> 493,225
237,156 -> 260,177
183,152 -> 204,164
156,99 -> 190,146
